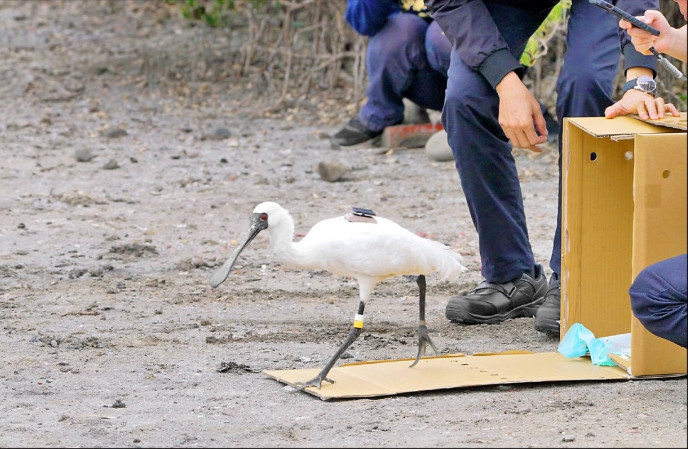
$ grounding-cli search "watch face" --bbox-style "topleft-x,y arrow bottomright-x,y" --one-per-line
637,75 -> 656,93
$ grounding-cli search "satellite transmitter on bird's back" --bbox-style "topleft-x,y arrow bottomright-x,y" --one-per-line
352,207 -> 376,217
347,207 -> 376,223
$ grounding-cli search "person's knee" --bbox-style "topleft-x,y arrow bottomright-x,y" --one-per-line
629,254 -> 688,324
444,68 -> 477,104
425,21 -> 450,74
442,91 -> 469,124
444,78 -> 488,119
387,12 -> 428,37
629,268 -> 654,316
368,13 -> 426,56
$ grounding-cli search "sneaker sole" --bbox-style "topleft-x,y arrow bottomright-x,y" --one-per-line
446,297 -> 545,325
330,135 -> 382,150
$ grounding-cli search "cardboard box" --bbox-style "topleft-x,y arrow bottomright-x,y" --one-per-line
561,114 -> 687,377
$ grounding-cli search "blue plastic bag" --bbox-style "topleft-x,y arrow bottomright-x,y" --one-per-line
557,323 -> 629,366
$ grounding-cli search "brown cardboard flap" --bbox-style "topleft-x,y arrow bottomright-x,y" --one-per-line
631,112 -> 687,131
263,352 -> 630,400
567,113 -> 687,139
630,134 -> 687,376
608,346 -> 687,378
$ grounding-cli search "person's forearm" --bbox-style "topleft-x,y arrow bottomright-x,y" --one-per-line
625,66 -> 654,81
666,24 -> 687,62
427,0 -> 522,88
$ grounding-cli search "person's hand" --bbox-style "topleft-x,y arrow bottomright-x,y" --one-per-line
620,10 -> 672,55
604,89 -> 680,120
495,72 -> 547,153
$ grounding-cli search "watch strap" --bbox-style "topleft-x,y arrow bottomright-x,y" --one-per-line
622,78 -> 638,95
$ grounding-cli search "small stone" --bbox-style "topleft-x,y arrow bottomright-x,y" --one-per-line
102,159 -> 119,170
209,127 -> 231,140
101,126 -> 128,138
75,148 -> 95,162
316,160 -> 351,182
425,129 -> 453,162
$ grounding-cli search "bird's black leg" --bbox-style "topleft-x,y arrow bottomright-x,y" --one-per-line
295,301 -> 366,390
410,274 -> 438,367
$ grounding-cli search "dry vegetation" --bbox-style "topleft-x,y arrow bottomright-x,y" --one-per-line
81,0 -> 686,124
160,0 -> 686,115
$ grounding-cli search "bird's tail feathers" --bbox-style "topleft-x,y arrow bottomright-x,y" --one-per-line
427,242 -> 467,281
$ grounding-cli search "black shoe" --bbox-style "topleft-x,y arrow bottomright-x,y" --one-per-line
446,264 -> 548,324
534,272 -> 561,335
331,117 -> 383,148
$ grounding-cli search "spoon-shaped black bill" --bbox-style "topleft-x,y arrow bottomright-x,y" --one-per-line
209,214 -> 268,288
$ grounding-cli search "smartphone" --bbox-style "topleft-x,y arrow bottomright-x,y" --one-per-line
588,0 -> 660,36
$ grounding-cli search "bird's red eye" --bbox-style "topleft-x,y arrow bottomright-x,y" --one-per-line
260,213 -> 268,221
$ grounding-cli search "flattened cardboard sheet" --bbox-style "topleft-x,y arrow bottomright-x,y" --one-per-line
263,351 -> 630,400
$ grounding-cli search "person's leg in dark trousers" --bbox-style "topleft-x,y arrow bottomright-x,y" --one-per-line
629,254 -> 688,348
443,4 -> 552,324
552,0 -> 619,276
333,13 -> 447,148
424,20 -> 451,82
535,0 -> 620,334
396,19 -> 449,125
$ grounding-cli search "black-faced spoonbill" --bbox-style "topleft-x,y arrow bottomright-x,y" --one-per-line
210,201 -> 467,390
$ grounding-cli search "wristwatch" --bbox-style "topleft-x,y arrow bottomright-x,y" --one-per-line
622,75 -> 656,96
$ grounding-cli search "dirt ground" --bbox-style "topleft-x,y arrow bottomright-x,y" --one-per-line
0,1 -> 686,447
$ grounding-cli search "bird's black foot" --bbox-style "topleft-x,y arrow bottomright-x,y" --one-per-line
410,324 -> 439,368
294,374 -> 334,391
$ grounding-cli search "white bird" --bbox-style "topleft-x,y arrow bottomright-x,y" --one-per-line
210,201 -> 467,390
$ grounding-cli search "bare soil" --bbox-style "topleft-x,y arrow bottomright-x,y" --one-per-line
0,1 -> 685,447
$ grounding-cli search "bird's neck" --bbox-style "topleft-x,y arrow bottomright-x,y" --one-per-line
267,222 -> 302,267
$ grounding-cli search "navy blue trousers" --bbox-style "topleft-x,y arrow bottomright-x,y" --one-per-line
629,254 -> 688,348
443,0 -> 620,283
359,13 -> 450,132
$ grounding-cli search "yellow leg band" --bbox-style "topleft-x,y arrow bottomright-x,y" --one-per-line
353,314 -> 364,329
